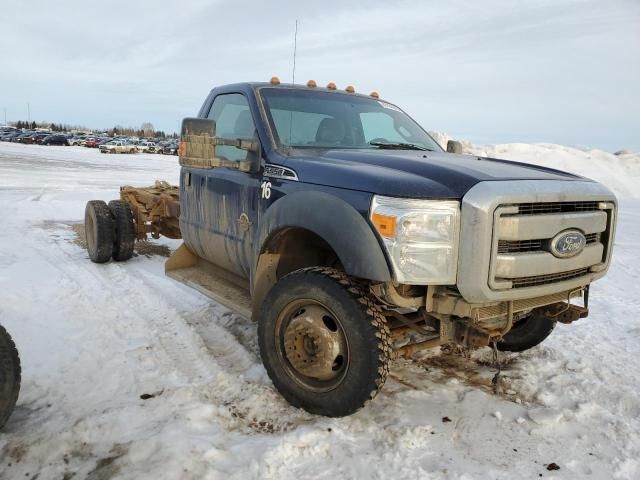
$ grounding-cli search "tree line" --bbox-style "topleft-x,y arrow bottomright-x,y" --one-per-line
10,120 -> 177,138
110,124 -> 177,139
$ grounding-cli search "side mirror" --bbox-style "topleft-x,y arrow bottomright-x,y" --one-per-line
446,140 -> 463,154
179,117 -> 260,173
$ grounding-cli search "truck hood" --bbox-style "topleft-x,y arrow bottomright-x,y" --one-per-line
282,149 -> 586,199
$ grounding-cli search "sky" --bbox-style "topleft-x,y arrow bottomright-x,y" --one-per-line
1,0 -> 638,151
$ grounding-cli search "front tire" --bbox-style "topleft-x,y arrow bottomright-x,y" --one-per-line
0,324 -> 21,429
85,200 -> 114,263
258,267 -> 391,417
498,309 -> 556,352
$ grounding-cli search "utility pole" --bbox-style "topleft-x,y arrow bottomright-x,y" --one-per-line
3,108 -> 6,126
27,102 -> 30,123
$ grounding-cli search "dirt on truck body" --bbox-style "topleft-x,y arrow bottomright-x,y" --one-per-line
83,78 -> 617,417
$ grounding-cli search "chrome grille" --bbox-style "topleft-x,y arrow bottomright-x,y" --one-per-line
491,200 -> 613,291
509,201 -> 600,216
497,239 -> 543,254
457,180 -> 616,303
510,268 -> 590,288
497,233 -> 600,254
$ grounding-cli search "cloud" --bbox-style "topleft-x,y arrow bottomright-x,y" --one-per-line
1,0 -> 638,150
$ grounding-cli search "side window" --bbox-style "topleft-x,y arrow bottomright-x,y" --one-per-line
207,93 -> 256,162
359,112 -> 407,143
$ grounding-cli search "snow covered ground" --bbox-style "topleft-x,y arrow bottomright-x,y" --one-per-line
0,142 -> 638,479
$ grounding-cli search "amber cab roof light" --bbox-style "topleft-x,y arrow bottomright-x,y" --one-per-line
269,77 -> 377,96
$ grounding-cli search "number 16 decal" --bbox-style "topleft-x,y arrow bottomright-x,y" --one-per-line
261,181 -> 272,199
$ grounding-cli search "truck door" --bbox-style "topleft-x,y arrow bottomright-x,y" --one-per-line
180,92 -> 262,279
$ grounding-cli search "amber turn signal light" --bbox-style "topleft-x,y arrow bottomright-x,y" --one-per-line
371,213 -> 396,238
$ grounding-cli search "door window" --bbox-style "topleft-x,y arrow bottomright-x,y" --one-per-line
207,93 -> 256,162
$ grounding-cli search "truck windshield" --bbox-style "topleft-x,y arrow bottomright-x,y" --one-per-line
259,88 -> 442,152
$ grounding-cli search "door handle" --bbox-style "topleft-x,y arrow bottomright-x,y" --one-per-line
237,213 -> 252,232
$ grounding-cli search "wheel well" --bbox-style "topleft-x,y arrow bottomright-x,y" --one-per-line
264,227 -> 342,277
252,227 -> 343,319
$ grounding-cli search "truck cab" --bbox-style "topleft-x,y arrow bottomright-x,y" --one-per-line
85,78 -> 617,416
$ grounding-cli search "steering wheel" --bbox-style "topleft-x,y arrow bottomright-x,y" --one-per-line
369,137 -> 391,144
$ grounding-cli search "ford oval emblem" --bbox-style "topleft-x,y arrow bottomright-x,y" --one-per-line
550,229 -> 587,258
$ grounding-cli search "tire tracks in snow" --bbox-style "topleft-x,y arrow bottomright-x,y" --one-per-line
41,225 -> 313,433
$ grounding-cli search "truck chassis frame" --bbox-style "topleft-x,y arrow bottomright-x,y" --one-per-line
119,181 -> 181,240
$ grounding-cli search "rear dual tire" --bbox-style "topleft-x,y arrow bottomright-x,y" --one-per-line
84,200 -> 135,263
85,200 -> 114,263
108,200 -> 135,261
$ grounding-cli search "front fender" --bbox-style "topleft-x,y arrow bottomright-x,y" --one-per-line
254,190 -> 392,283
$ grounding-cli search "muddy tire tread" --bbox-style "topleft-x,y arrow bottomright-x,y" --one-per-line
0,324 -> 21,429
108,200 -> 135,262
85,200 -> 114,263
258,266 -> 391,416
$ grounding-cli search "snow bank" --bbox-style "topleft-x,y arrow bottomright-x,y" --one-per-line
0,142 -> 638,479
429,131 -> 640,200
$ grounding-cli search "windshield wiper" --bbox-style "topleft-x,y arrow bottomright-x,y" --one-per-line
369,141 -> 432,151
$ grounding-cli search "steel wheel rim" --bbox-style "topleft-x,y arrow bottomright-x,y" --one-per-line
85,212 -> 96,251
275,299 -> 350,392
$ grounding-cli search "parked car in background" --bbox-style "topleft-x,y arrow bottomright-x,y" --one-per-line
15,132 -> 41,144
84,137 -> 108,148
0,132 -> 21,142
34,133 -> 52,144
161,142 -> 178,155
0,126 -> 177,149
136,141 -> 158,153
41,134 -> 70,146
99,141 -> 137,154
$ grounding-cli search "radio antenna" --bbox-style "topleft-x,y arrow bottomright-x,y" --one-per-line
292,20 -> 298,84
288,20 -> 299,147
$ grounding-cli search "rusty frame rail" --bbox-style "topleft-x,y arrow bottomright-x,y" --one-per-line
119,181 -> 181,240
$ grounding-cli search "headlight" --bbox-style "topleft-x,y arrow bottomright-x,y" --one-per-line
370,196 -> 460,284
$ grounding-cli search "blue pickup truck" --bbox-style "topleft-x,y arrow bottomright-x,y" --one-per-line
85,78 -> 617,416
